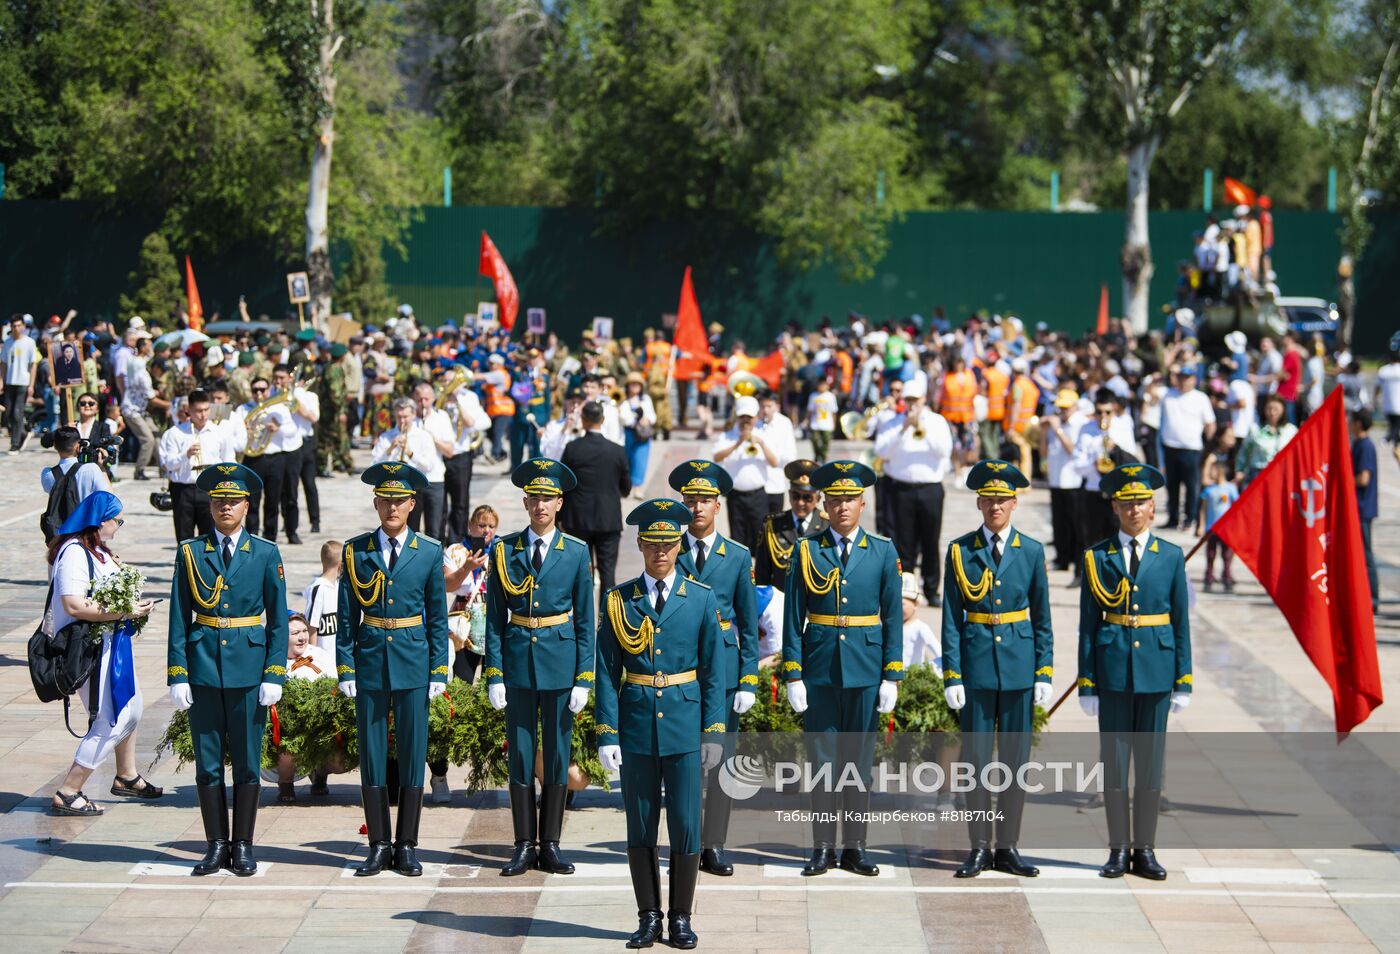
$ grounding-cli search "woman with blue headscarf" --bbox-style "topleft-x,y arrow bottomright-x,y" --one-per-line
45,490 -> 159,815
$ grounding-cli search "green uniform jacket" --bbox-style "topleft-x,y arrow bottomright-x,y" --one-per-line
484,530 -> 596,691
596,576 -> 727,756
780,528 -> 904,688
677,533 -> 759,693
167,530 -> 289,689
753,510 -> 829,591
1076,535 -> 1193,697
940,529 -> 1054,691
336,530 -> 451,692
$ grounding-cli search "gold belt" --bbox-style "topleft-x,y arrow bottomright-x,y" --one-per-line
1103,612 -> 1172,628
509,611 -> 571,629
361,614 -> 424,629
965,608 -> 1030,625
807,613 -> 881,627
624,669 -> 697,688
193,613 -> 262,629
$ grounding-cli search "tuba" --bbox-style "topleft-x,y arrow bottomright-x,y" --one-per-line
242,389 -> 293,457
435,366 -> 484,452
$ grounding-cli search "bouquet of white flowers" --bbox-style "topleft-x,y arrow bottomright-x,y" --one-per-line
90,564 -> 148,638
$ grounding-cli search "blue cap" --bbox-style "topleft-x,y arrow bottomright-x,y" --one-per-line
57,490 -> 123,536
511,458 -> 577,497
811,460 -> 877,496
965,459 -> 1029,498
668,459 -> 733,497
361,461 -> 428,498
626,498 -> 687,542
196,462 -> 263,498
1101,463 -> 1165,501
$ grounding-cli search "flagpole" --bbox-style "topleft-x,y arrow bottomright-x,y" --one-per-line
1182,531 -> 1211,563
1045,683 -> 1077,719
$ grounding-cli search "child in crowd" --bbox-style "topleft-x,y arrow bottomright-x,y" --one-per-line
302,540 -> 341,656
278,612 -> 337,803
804,377 -> 838,463
1198,461 -> 1240,592
901,572 -> 941,669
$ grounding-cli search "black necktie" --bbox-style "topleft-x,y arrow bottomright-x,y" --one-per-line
532,539 -> 544,573
990,533 -> 1002,566
796,517 -> 806,536
222,537 -> 233,570
654,579 -> 667,615
1129,539 -> 1140,578
388,536 -> 400,572
695,540 -> 707,573
839,537 -> 850,566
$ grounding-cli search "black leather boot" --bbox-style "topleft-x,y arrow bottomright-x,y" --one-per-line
393,787 -> 424,876
192,783 -> 229,876
500,782 -> 538,876
1131,789 -> 1167,880
536,784 -> 575,874
667,852 -> 701,950
228,783 -> 259,877
626,847 -> 664,948
955,786 -> 992,878
992,788 -> 1039,877
1100,789 -> 1130,878
355,786 -> 394,876
802,789 -> 838,876
699,782 -> 734,876
838,790 -> 879,876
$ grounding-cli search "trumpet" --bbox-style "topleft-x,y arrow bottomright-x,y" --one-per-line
1096,437 -> 1116,474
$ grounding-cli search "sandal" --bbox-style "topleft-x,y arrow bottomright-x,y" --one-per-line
51,789 -> 103,816
111,774 -> 164,799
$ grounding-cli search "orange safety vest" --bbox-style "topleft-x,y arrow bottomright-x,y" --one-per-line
941,370 -> 977,423
835,351 -> 854,395
1005,375 -> 1040,433
983,365 -> 1010,422
644,339 -> 672,374
484,370 -> 515,417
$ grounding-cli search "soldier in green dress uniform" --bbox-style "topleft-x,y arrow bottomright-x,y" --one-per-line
940,460 -> 1053,879
596,498 -> 726,950
167,463 -> 289,877
781,460 -> 903,877
753,459 -> 829,591
336,462 -> 451,877
667,460 -> 759,877
484,457 -> 596,876
1077,463 -> 1192,881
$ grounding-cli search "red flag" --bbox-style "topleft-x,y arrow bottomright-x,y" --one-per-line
672,266 -> 712,381
751,349 -> 784,391
1210,389 -> 1383,734
1222,176 -> 1256,208
478,231 -> 519,332
184,256 -> 204,332
1095,283 -> 1109,335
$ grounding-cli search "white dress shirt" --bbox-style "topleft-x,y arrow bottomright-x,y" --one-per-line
448,388 -> 491,456
682,529 -> 719,568
713,428 -> 770,492
159,420 -> 235,485
1072,417 -> 1140,491
1117,528 -> 1152,571
291,387 -> 320,439
371,423 -> 442,480
642,569 -> 678,611
1045,412 -> 1085,490
757,413 -> 797,495
1159,387 -> 1216,451
526,527 -> 557,571
539,415 -> 582,460
414,410 -> 454,482
873,408 -> 953,483
981,524 -> 1013,554
378,527 -> 409,567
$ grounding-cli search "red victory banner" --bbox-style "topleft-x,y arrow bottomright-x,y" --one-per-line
1222,176 -> 1256,208
750,348 -> 785,391
672,266 -> 713,381
185,255 -> 204,332
1095,283 -> 1109,335
478,231 -> 519,332
1209,388 -> 1383,734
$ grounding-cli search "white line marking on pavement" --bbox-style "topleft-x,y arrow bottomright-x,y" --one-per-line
128,862 -> 273,878
17,880 -> 1399,900
979,866 -> 1107,880
763,863 -> 897,878
339,863 -> 475,879
1183,867 -> 1323,885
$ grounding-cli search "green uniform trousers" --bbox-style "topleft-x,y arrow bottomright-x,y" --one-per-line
803,684 -> 878,786
1098,690 -> 1170,790
506,687 -> 573,787
190,685 -> 265,786
621,749 -> 701,852
959,687 -> 1033,771
356,687 -> 429,787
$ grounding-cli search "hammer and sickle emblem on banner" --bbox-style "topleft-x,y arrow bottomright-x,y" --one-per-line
1294,477 -> 1326,528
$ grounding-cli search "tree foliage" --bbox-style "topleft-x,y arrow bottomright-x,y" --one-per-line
118,232 -> 184,321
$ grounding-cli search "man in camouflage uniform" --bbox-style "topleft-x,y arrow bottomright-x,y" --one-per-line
226,352 -> 255,408
317,344 -> 354,475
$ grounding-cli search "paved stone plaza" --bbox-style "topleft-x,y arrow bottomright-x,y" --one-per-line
0,436 -> 1397,953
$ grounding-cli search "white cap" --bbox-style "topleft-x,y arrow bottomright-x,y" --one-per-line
1011,357 -> 1029,373
488,353 -> 506,366
1233,204 -> 1251,217
205,347 -> 226,369
901,572 -> 919,602
734,395 -> 759,417
904,377 -> 927,399
127,316 -> 145,329
1224,331 -> 1248,354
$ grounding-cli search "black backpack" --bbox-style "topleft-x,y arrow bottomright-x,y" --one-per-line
41,463 -> 82,544
28,545 -> 101,738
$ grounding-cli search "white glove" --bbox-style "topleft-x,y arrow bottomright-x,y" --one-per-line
338,680 -> 357,699
1033,682 -> 1053,707
701,742 -> 723,771
732,690 -> 755,714
786,680 -> 808,714
169,683 -> 193,711
944,685 -> 965,711
599,744 -> 622,772
488,683 -> 507,710
877,680 -> 899,713
568,686 -> 589,713
428,681 -> 447,700
257,682 -> 282,706
1170,692 -> 1192,713
1079,696 -> 1099,718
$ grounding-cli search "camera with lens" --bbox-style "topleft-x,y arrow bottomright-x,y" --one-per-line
78,435 -> 122,465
